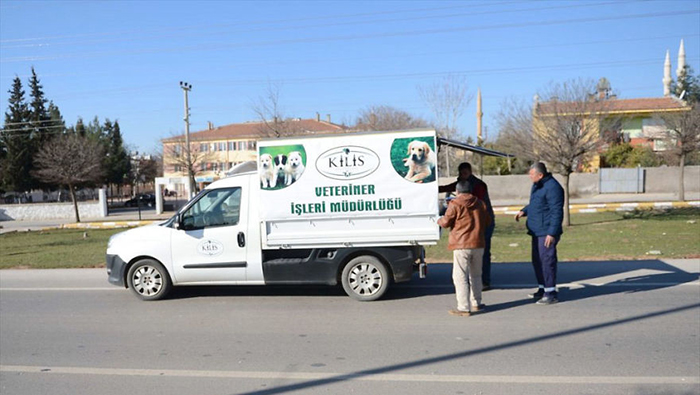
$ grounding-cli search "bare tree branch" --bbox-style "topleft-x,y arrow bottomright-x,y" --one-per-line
161,134 -> 217,190
250,82 -> 308,137
33,134 -> 105,222
656,104 -> 700,200
354,105 -> 429,131
418,74 -> 473,139
497,78 -> 619,226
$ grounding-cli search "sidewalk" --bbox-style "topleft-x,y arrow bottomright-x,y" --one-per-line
1,193 -> 699,233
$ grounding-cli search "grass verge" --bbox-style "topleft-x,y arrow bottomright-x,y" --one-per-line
0,228 -> 123,269
426,208 -> 700,263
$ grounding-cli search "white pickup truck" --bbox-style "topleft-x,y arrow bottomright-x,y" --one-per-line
107,129 -> 440,301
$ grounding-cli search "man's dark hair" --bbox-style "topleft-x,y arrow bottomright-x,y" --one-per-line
456,180 -> 472,194
458,162 -> 472,172
531,162 -> 548,175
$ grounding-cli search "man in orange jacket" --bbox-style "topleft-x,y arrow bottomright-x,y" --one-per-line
438,179 -> 492,317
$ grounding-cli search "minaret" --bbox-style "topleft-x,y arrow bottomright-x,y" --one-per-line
677,39 -> 687,78
663,50 -> 672,97
476,88 -> 483,146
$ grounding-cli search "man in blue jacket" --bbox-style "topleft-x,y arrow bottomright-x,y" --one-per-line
515,162 -> 564,305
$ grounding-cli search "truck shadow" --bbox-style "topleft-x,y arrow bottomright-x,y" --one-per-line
168,259 -> 697,302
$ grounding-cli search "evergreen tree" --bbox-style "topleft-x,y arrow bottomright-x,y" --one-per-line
74,117 -> 86,137
27,69 -> 56,190
1,76 -> 33,192
105,120 -> 130,187
85,116 -> 104,141
28,67 -> 51,144
47,101 -> 66,136
673,65 -> 700,104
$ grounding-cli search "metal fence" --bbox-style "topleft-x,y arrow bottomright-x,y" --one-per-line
599,167 -> 645,193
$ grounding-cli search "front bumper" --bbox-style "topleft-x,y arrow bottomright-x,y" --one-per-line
106,254 -> 127,287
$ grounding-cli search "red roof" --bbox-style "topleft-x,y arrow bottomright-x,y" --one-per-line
163,119 -> 346,142
536,97 -> 690,115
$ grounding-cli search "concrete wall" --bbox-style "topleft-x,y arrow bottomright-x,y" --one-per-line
644,166 -> 700,194
440,166 -> 700,201
0,201 -> 103,221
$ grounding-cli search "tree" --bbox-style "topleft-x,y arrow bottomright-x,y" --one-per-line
104,120 -> 131,189
33,134 -> 105,222
497,79 -> 616,226
250,82 -> 308,137
417,74 -> 472,139
162,136 -> 216,192
418,75 -> 474,177
673,65 -> 700,104
47,101 -> 66,136
657,104 -> 700,201
1,76 -> 33,192
354,105 -> 429,131
27,67 -> 51,148
602,143 -> 661,168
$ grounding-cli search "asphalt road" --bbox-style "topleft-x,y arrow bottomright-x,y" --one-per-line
1,259 -> 699,395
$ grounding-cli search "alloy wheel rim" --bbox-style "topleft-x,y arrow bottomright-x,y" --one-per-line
348,263 -> 383,296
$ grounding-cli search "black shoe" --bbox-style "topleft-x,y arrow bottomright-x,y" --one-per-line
473,303 -> 486,312
536,294 -> 559,305
528,289 -> 545,300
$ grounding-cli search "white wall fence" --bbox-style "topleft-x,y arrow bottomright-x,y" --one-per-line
441,166 -> 700,201
0,189 -> 107,221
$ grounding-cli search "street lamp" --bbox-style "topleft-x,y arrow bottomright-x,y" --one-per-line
179,81 -> 194,198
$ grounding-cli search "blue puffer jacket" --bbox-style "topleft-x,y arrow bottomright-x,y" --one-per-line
521,174 -> 565,237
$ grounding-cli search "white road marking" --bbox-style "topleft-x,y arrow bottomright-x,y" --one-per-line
0,288 -> 117,291
1,365 -> 698,385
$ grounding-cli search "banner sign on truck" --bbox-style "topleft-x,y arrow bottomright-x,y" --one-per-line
258,130 -> 438,220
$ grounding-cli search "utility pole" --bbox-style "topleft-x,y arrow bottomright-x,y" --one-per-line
179,81 -> 194,198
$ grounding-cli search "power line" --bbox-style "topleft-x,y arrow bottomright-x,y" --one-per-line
0,0 -> 632,50
31,53 -> 698,103
2,8 -> 696,63
0,1 -> 509,44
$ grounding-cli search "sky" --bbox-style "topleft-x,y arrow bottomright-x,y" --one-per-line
1,0 -> 699,154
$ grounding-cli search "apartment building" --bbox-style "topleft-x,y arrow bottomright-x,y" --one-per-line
162,118 -> 346,184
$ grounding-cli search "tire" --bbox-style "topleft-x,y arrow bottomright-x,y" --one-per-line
127,259 -> 172,301
341,255 -> 390,301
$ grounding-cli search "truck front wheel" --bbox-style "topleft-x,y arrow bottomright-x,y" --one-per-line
341,256 -> 390,301
127,259 -> 172,301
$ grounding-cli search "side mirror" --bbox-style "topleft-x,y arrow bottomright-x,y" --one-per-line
174,214 -> 182,230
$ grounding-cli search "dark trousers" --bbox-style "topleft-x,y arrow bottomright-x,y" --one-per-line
482,222 -> 495,285
531,235 -> 559,292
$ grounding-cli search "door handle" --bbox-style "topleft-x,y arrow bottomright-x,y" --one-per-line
237,232 -> 245,248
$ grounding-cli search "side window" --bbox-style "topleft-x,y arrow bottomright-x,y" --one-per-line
181,187 -> 241,230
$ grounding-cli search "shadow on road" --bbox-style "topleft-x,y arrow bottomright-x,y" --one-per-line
165,259 -> 698,307
229,302 -> 700,395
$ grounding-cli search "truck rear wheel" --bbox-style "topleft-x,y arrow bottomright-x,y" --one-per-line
127,259 -> 172,301
341,255 -> 389,301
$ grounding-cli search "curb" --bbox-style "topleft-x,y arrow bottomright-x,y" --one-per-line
60,220 -> 159,230
494,201 -> 700,215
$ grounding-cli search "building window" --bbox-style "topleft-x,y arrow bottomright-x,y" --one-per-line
200,143 -> 208,152
228,162 -> 234,169
200,162 -> 206,171
218,142 -> 226,151
249,140 -> 257,150
174,145 -> 181,155
174,165 -> 182,172
238,141 -> 247,151
228,141 -> 236,151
